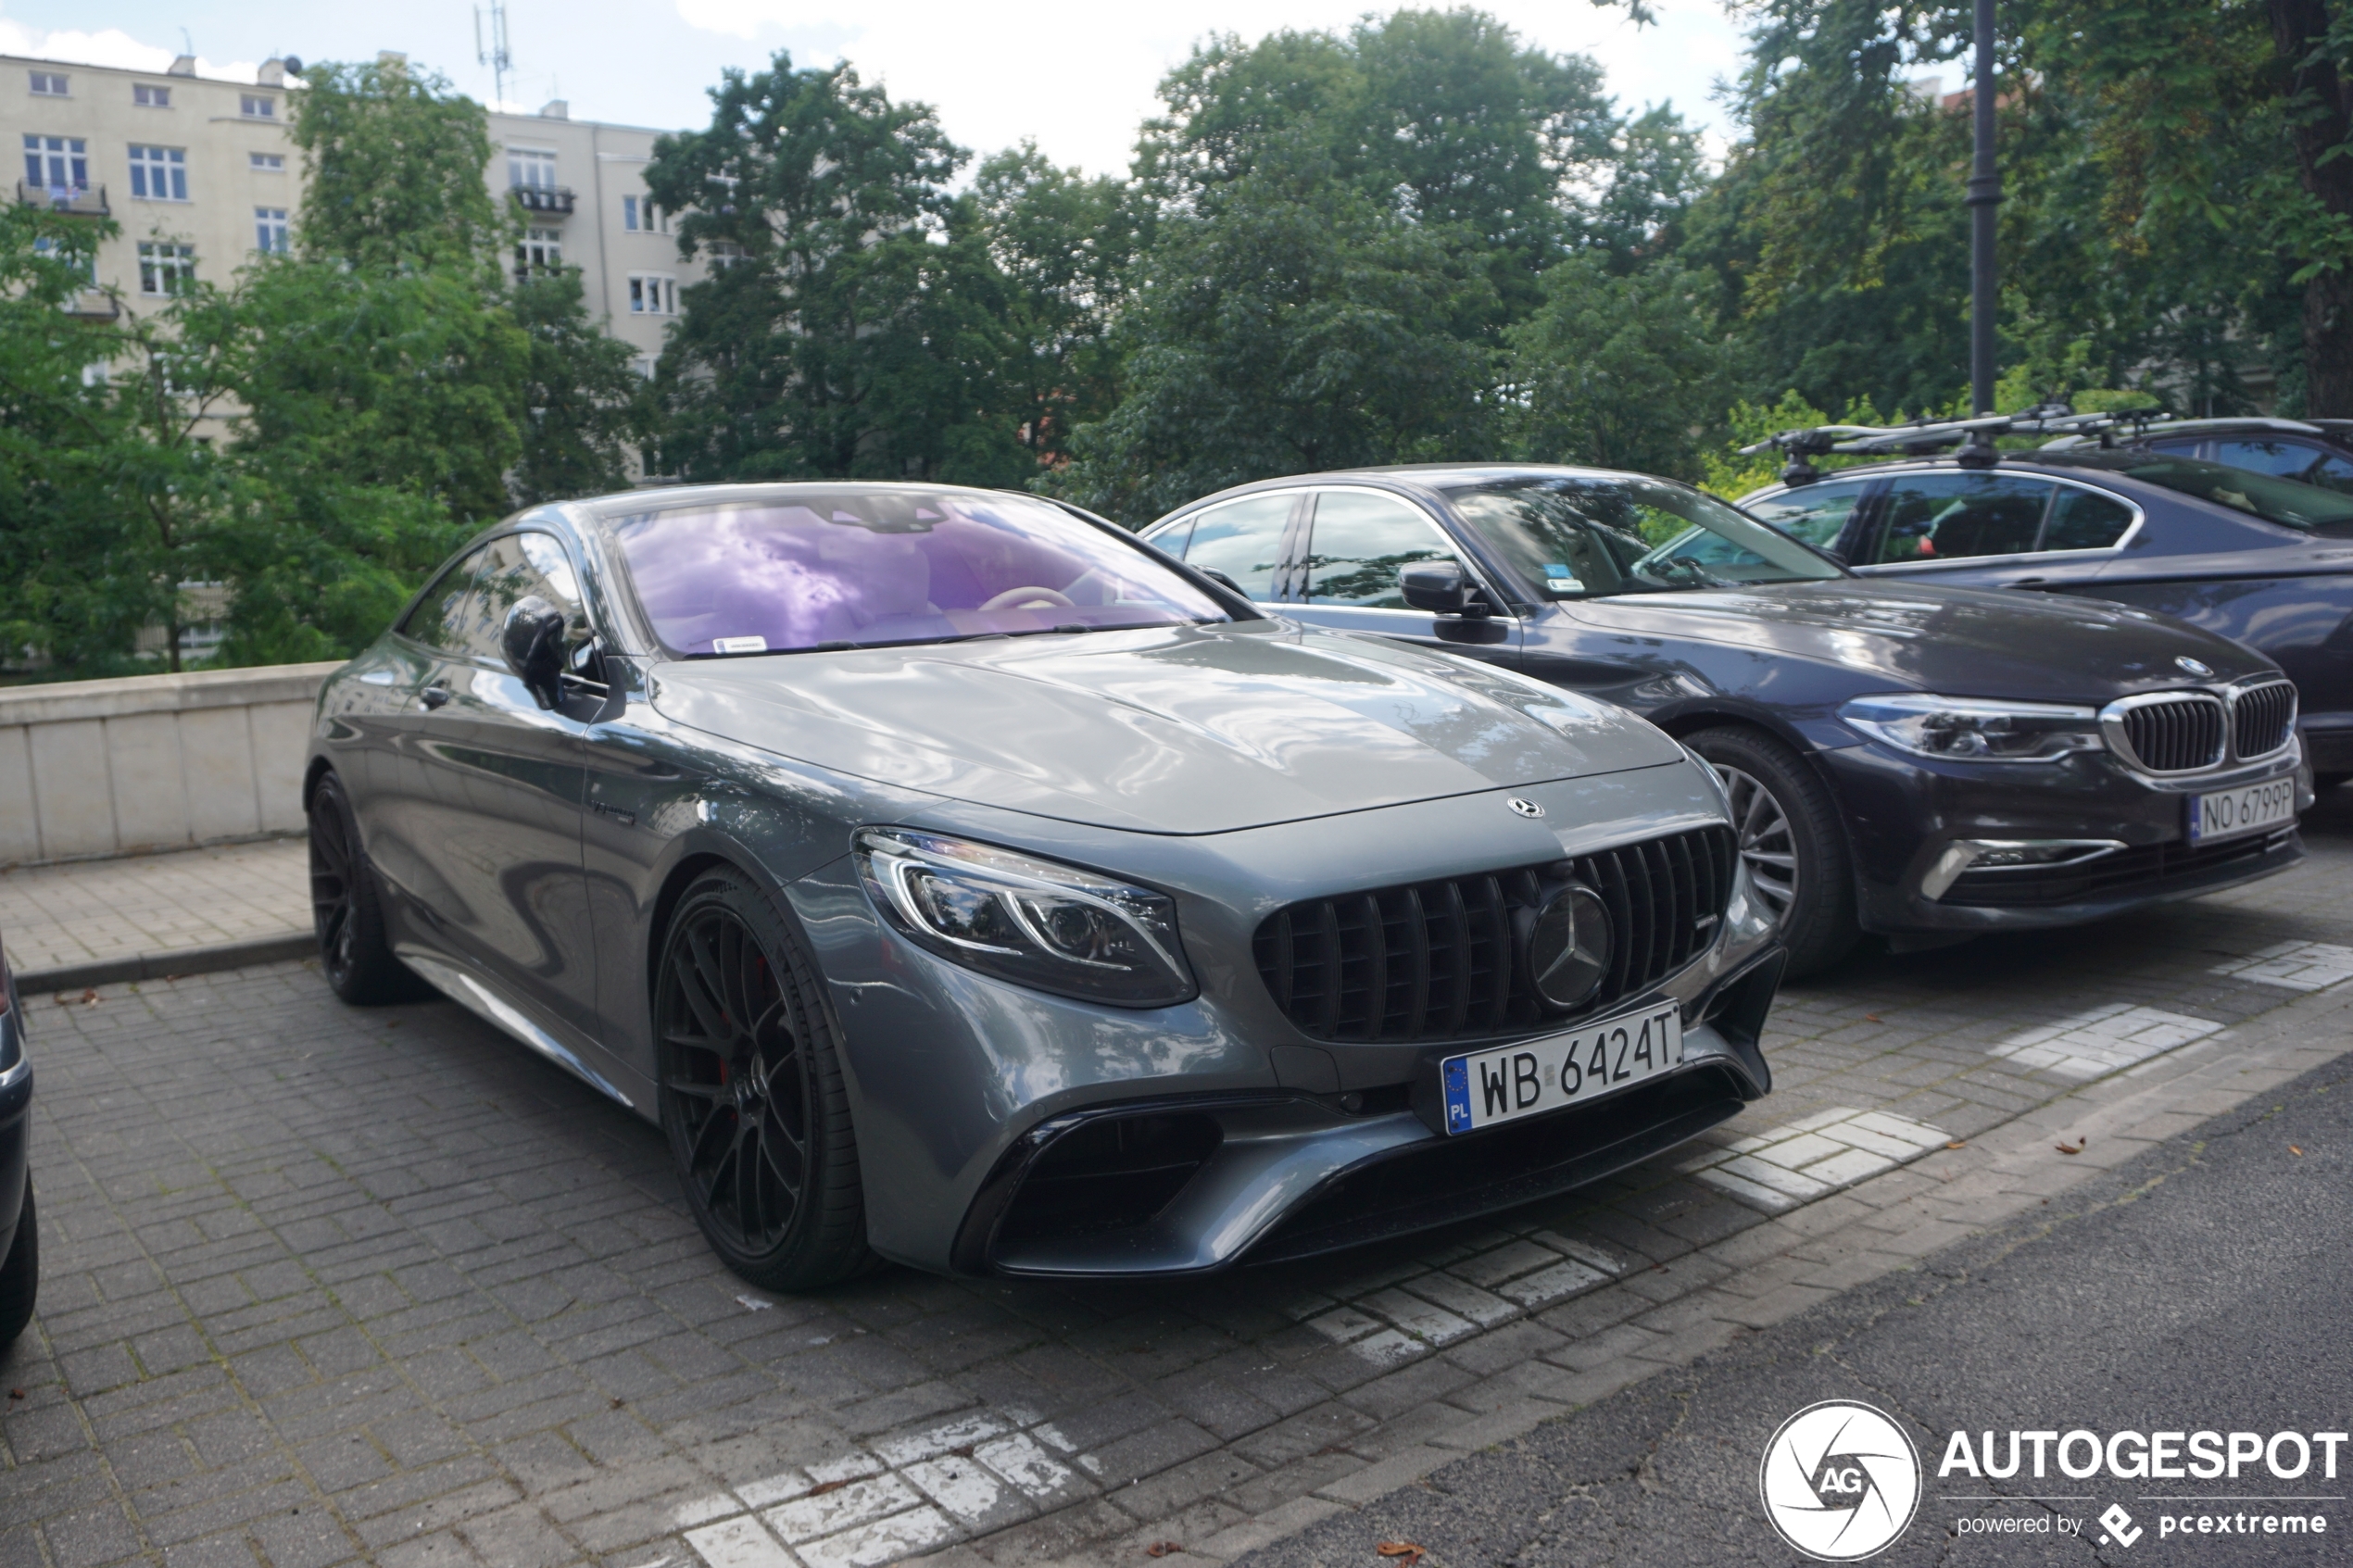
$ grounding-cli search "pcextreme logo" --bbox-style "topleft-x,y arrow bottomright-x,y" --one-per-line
1759,1400 -> 1924,1562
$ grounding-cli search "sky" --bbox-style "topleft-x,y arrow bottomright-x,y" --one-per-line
0,0 -> 1753,177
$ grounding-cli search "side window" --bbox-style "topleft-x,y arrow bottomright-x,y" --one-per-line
1742,481 -> 1869,550
2145,438 -> 2205,458
2041,487 -> 2137,551
1181,494 -> 1294,600
1143,517 -> 1197,559
2214,438 -> 2321,480
463,533 -> 589,659
1302,491 -> 1455,608
2305,453 -> 2353,495
398,548 -> 490,650
1873,474 -> 2053,564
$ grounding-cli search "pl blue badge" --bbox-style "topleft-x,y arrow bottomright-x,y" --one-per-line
1760,1400 -> 1923,1561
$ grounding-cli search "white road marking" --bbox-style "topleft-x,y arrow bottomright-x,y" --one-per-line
2211,940 -> 2353,992
765,1475 -> 921,1546
685,1517 -> 798,1568
1988,1003 -> 2222,1081
794,1507 -> 955,1568
1682,1106 -> 1952,1214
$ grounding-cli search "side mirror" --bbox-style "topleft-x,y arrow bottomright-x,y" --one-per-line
1399,560 -> 1493,619
1197,567 -> 1247,597
501,596 -> 568,709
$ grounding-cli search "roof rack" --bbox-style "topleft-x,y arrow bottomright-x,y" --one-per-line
1741,404 -> 2169,485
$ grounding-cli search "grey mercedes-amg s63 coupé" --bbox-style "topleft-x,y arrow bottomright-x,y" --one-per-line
306,484 -> 1786,1290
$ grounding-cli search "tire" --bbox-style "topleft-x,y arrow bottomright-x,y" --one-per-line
0,1182 -> 37,1353
1686,725 -> 1860,980
308,771 -> 427,1005
655,869 -> 873,1292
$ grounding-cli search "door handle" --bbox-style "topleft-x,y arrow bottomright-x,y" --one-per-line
419,686 -> 451,710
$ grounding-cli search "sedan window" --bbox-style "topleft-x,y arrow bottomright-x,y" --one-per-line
1176,494 -> 1292,600
2044,450 -> 2353,534
1443,474 -> 1843,598
2214,438 -> 2322,480
1742,481 -> 1869,549
1873,474 -> 2052,563
2042,486 -> 2136,550
2309,453 -> 2353,495
399,546 -> 491,652
1302,491 -> 1456,608
609,489 -> 1231,657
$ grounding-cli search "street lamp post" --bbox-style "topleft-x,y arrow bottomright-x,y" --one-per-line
1967,0 -> 2000,415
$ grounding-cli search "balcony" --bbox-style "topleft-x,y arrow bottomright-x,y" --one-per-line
18,182 -> 110,217
510,185 -> 576,216
64,293 -> 120,321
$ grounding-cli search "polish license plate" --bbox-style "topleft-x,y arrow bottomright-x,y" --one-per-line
1439,1003 -> 1682,1135
2187,773 -> 2298,846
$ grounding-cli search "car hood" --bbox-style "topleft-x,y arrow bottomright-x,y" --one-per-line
1562,579 -> 2280,700
648,622 -> 1687,834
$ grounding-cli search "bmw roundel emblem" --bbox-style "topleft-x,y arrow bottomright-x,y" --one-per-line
2175,656 -> 2214,677
1507,797 -> 1545,819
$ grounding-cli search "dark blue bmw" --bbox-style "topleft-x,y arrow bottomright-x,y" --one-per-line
0,935 -> 33,1353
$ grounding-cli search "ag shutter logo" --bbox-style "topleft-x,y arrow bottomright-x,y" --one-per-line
1760,1400 -> 1923,1561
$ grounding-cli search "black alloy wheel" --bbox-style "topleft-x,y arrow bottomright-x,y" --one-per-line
308,772 -> 423,1005
1685,725 -> 1860,980
0,1182 -> 37,1351
656,870 -> 871,1291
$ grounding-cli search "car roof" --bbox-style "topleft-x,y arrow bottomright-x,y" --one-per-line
2041,416 -> 2351,452
1157,462 -> 1697,523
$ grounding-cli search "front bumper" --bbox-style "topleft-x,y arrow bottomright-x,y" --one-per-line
953,951 -> 1781,1276
1818,741 -> 2312,935
789,760 -> 1782,1276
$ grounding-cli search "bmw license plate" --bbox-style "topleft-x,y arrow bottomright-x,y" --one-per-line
1439,1003 -> 1682,1135
2187,773 -> 2298,846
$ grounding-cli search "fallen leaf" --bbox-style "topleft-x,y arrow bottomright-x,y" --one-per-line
2290,1146 -> 2304,1156
53,995 -> 71,1007
7,1387 -> 22,1400
1145,1544 -> 1183,1559
1864,1013 -> 1881,1022
610,1397 -> 624,1409
1944,1140 -> 1967,1149
2055,1139 -> 2083,1156
1377,1544 -> 1426,1566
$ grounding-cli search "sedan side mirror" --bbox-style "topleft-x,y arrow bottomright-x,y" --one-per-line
1399,560 -> 1494,619
501,596 -> 568,709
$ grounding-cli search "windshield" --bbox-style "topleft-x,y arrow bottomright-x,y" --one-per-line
1441,474 -> 1846,599
608,489 -> 1231,657
2043,451 -> 2353,535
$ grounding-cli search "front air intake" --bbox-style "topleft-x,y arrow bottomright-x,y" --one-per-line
1252,825 -> 1735,1045
2116,695 -> 2226,773
2231,681 -> 2296,761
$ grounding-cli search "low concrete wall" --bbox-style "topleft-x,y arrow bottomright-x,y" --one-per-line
0,662 -> 342,865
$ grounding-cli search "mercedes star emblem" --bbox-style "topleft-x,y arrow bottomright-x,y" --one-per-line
1507,797 -> 1545,819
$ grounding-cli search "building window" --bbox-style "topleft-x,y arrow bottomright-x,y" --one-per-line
240,94 -> 275,119
138,241 -> 196,295
34,234 -> 99,284
129,144 -> 188,200
623,195 -> 668,232
30,71 -> 67,96
134,82 -> 170,107
250,152 -> 284,172
23,134 -> 89,192
255,207 -> 290,253
628,274 -> 676,315
514,226 -> 561,279
509,148 -> 557,191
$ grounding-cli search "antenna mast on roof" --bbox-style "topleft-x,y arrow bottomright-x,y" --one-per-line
474,0 -> 512,107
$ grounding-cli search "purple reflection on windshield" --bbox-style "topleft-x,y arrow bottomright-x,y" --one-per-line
610,490 -> 1228,656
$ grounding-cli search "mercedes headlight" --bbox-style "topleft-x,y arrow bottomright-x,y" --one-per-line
853,828 -> 1196,1007
1839,693 -> 2104,762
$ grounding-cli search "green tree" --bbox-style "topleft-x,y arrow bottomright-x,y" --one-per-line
291,56 -> 507,270
1044,147 -> 1501,522
510,269 -> 655,504
974,144 -> 1141,469
645,52 -> 1024,483
1504,255 -> 1730,480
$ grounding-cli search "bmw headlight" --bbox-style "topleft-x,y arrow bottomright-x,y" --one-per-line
853,828 -> 1197,1008
1839,693 -> 2104,762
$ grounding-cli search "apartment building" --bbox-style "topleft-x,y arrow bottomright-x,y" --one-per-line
6,50 -> 699,370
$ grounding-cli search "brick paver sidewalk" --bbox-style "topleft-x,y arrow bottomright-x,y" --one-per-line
0,838 -> 309,985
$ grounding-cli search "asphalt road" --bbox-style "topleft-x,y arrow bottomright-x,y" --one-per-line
1239,1047 -> 2353,1567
